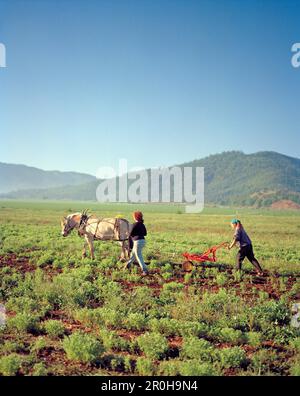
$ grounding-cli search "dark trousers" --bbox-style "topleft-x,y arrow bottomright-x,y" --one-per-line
236,244 -> 262,272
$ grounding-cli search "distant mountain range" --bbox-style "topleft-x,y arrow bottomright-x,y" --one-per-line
1,151 -> 300,208
0,162 -> 96,194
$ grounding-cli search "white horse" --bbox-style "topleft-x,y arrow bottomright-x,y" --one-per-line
61,211 -> 131,261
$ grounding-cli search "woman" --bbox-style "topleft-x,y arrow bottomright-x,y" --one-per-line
124,211 -> 149,276
228,219 -> 263,275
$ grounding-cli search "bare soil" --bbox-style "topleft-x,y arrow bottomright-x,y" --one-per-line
271,200 -> 300,210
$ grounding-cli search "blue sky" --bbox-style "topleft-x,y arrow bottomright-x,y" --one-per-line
0,0 -> 299,175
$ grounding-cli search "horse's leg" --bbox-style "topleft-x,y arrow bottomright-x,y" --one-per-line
87,236 -> 95,260
119,241 -> 126,262
126,239 -> 132,260
124,240 -> 130,260
82,236 -> 88,258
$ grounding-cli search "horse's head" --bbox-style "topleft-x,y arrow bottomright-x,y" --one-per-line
61,213 -> 81,237
78,209 -> 90,236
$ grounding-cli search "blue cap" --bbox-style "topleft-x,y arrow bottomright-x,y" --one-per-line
231,218 -> 240,224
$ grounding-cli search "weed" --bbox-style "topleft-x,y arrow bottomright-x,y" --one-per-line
179,360 -> 220,376
99,329 -> 130,352
62,331 -> 104,364
136,357 -> 156,375
180,337 -> 216,362
0,353 -> 22,376
32,362 -> 48,376
8,312 -> 40,334
218,347 -> 248,369
137,332 -> 169,360
219,327 -> 245,345
44,320 -> 65,339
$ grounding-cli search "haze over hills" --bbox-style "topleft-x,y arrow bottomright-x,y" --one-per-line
0,162 -> 96,194
1,151 -> 300,207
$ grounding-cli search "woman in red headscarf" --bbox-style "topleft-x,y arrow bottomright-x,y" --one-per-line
124,211 -> 148,275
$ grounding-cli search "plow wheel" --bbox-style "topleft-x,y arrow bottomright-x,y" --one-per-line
182,260 -> 194,272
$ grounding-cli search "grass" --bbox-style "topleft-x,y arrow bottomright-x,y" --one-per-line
0,200 -> 300,376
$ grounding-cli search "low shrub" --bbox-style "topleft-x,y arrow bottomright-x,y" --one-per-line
96,279 -> 124,304
160,263 -> 173,274
99,329 -> 130,351
290,360 -> 300,376
220,327 -> 245,345
30,337 -> 48,355
215,273 -> 228,286
288,281 -> 300,298
148,318 -> 180,337
0,353 -> 22,376
250,349 -> 278,374
289,337 -> 300,352
136,357 -> 156,375
124,356 -> 135,374
252,300 -> 290,329
180,337 -> 216,362
44,320 -> 65,339
199,289 -> 242,324
110,356 -> 125,371
219,312 -> 250,332
32,362 -> 48,376
162,282 -> 185,293
137,332 -> 169,360
148,259 -> 160,270
8,312 -> 40,334
1,340 -> 27,354
73,307 -> 102,327
6,296 -> 51,317
124,313 -> 148,331
49,269 -> 98,309
184,273 -> 192,284
268,325 -> 298,345
178,321 -> 209,338
37,253 -> 54,267
95,307 -> 124,329
219,347 -> 248,369
179,360 -> 220,376
246,332 -> 263,347
161,272 -> 173,281
63,331 -> 104,364
232,270 -> 243,283
125,286 -> 154,314
158,359 -> 182,376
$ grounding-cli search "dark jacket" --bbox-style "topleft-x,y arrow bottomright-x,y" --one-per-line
129,221 -> 147,241
234,227 -> 252,248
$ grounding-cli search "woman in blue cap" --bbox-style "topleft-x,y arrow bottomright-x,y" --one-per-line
228,219 -> 263,275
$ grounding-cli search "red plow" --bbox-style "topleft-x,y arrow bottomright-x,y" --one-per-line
182,242 -> 229,271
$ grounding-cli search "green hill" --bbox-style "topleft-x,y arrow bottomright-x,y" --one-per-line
0,162 -> 96,194
1,151 -> 300,207
182,151 -> 300,206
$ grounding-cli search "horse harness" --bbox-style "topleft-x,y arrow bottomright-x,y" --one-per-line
79,215 -> 127,241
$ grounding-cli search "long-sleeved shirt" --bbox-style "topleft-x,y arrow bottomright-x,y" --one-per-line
234,227 -> 252,248
129,221 -> 147,241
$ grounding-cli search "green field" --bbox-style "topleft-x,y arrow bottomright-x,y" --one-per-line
0,200 -> 300,376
